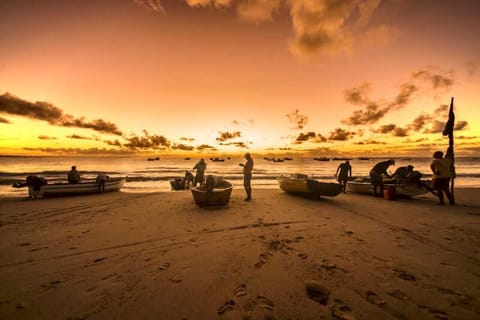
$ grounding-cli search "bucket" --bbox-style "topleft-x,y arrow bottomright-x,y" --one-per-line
383,186 -> 397,200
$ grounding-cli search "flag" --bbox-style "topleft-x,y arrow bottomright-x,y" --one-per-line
442,97 -> 455,136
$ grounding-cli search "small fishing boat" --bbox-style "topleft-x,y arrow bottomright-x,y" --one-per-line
191,176 -> 233,206
346,177 -> 430,197
38,177 -> 126,198
210,157 -> 225,162
277,174 -> 343,198
313,157 -> 330,161
170,178 -> 188,190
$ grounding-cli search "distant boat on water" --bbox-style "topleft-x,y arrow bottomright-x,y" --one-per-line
358,157 -> 370,160
210,157 -> 225,162
147,157 -> 160,161
313,157 -> 330,161
332,157 -> 352,161
184,157 -> 191,160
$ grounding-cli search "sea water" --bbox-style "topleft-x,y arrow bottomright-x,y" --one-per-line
1,155 -> 479,197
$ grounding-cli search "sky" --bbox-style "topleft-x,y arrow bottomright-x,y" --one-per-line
1,0 -> 479,157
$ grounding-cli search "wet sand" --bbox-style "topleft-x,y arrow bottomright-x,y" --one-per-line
1,188 -> 479,319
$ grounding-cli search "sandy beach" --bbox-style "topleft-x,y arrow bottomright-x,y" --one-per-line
1,188 -> 479,319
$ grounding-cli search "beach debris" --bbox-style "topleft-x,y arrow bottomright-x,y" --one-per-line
393,267 -> 416,281
331,299 -> 356,320
233,284 -> 247,297
257,295 -> 274,310
365,290 -> 386,306
158,262 -> 170,271
94,257 -> 107,263
217,299 -> 235,314
169,274 -> 182,283
305,280 -> 330,305
17,242 -> 31,247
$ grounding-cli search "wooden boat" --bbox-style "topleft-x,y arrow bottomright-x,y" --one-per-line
38,177 -> 126,198
346,177 -> 429,197
313,157 -> 330,161
277,174 -> 343,198
210,157 -> 225,162
170,178 -> 188,190
191,177 -> 233,206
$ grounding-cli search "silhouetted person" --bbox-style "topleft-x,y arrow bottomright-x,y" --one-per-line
392,165 -> 414,184
335,160 -> 352,193
183,170 -> 194,189
369,159 -> 395,196
431,149 -> 454,205
193,159 -> 206,187
96,173 -> 109,192
26,175 -> 47,198
240,153 -> 254,201
68,166 -> 81,184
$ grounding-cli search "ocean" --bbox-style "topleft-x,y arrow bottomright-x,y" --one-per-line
1,155 -> 479,197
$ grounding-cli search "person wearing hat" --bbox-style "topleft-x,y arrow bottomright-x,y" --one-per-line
369,159 -> 395,196
430,150 -> 454,205
67,165 -> 81,184
239,153 -> 254,201
193,158 -> 207,187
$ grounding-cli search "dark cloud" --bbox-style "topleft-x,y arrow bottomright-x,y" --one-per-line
295,131 -> 327,143
216,131 -> 242,142
38,135 -> 57,140
329,128 -> 355,141
196,144 -> 217,151
409,114 -> 433,132
67,134 -> 91,140
0,93 -> 123,135
374,124 -> 408,137
219,141 -> 250,149
343,83 -> 371,106
124,130 -> 170,150
172,143 -> 195,151
286,109 -> 309,130
180,137 -> 195,142
353,139 -> 386,145
104,139 -> 123,147
0,116 -> 10,124
454,121 -> 468,131
342,67 -> 455,126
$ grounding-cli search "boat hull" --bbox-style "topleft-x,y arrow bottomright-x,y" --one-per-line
277,175 -> 342,198
39,177 -> 126,197
346,178 -> 429,197
191,180 -> 233,206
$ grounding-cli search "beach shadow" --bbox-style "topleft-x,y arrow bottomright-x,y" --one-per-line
279,192 -> 341,203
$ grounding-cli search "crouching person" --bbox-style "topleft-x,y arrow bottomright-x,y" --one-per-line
26,175 -> 47,199
96,173 -> 109,192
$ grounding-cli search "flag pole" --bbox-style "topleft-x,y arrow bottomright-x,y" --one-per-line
443,97 -> 456,205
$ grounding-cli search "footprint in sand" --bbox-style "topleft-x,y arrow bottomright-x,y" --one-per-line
298,253 -> 308,259
393,267 -> 416,281
233,284 -> 247,297
217,299 -> 235,315
159,262 -> 170,271
331,299 -> 356,320
365,290 -> 386,306
257,295 -> 274,310
305,280 -> 330,305
387,289 -> 408,300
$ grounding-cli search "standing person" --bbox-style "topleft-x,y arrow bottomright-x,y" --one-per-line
335,160 -> 352,193
67,166 -> 81,184
430,149 -> 454,205
369,159 -> 395,196
239,153 -> 254,201
193,159 -> 207,187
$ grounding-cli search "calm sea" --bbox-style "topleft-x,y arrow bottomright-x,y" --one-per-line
1,155 -> 479,197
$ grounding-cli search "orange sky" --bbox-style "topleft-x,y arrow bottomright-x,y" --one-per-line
1,0 -> 479,157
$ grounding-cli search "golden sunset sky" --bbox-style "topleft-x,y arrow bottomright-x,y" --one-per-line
1,0 -> 479,156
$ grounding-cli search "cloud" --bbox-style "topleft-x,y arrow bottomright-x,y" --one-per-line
216,131 -> 242,142
329,128 -> 355,141
132,0 -> 165,13
186,0 -> 232,8
288,0 -> 386,58
454,121 -> 468,131
67,134 -> 91,140
104,139 -> 123,147
172,143 -> 195,151
0,116 -> 10,124
342,67 -> 455,126
409,114 -> 433,132
353,139 -> 386,145
180,137 -> 195,142
465,61 -> 477,78
196,144 -> 217,151
38,135 -> 57,140
237,0 -> 281,23
373,124 -> 408,137
295,131 -> 327,143
219,141 -> 250,148
0,93 -> 123,135
124,130 -> 170,150
286,109 -> 309,130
